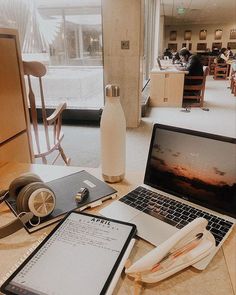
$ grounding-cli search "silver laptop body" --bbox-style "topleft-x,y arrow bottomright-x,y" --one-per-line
100,124 -> 236,270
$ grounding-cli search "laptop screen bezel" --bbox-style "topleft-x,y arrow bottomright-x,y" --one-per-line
144,123 -> 236,219
157,58 -> 163,70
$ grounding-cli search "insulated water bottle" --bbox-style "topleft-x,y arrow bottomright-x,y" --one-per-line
100,84 -> 126,183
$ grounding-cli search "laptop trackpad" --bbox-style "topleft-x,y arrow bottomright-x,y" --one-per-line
131,213 -> 178,246
100,201 -> 140,222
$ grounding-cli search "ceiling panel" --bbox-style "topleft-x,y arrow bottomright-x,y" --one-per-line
161,0 -> 236,25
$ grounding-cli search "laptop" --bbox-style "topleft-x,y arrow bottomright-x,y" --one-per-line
100,124 -> 236,270
157,58 -> 168,70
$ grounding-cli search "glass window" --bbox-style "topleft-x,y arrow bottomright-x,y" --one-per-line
143,0 -> 156,85
0,0 -> 104,110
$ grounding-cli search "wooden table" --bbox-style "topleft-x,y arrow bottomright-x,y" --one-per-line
0,162 -> 235,295
150,65 -> 188,107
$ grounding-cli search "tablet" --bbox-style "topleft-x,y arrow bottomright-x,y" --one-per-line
1,211 -> 136,295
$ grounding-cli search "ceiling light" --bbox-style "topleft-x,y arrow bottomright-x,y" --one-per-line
177,7 -> 186,15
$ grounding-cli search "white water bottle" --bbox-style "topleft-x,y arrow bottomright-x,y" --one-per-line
100,84 -> 126,183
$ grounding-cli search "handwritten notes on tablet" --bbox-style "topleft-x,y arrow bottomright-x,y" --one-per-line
4,212 -> 136,295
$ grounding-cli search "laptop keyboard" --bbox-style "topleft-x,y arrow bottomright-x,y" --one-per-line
119,186 -> 234,246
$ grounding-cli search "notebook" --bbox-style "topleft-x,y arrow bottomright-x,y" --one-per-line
1,212 -> 136,295
6,170 -> 117,233
100,124 -> 236,270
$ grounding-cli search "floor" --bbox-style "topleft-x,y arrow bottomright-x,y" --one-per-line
148,77 -> 236,138
39,76 -> 236,173
27,67 -> 104,109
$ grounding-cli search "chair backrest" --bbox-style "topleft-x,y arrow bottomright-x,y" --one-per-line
207,56 -> 216,75
23,61 -> 67,163
230,64 -> 236,91
183,66 -> 209,107
231,71 -> 236,96
23,61 -> 52,155
213,63 -> 229,79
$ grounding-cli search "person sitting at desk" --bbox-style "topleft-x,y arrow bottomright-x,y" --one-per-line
172,51 -> 180,64
163,48 -> 172,59
217,48 -> 230,63
177,48 -> 203,99
215,48 -> 230,78
227,47 -> 234,58
178,48 -> 203,76
212,47 -> 220,56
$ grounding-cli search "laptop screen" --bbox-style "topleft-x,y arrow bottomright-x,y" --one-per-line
144,124 -> 236,218
157,58 -> 163,70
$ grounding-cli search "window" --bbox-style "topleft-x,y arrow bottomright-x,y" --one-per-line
0,0 -> 104,110
199,30 -> 207,40
184,30 -> 191,41
197,43 -> 207,51
215,29 -> 223,40
143,0 -> 157,84
169,31 -> 177,41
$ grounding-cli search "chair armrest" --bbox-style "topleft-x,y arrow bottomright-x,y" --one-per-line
47,102 -> 67,125
184,85 -> 203,90
185,76 -> 204,80
215,63 -> 228,68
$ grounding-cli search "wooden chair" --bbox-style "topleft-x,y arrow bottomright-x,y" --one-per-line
213,63 -> 229,80
230,70 -> 236,93
23,61 -> 70,165
231,73 -> 236,96
182,66 -> 209,107
208,56 -> 217,75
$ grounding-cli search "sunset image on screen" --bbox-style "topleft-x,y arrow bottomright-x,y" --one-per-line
148,129 -> 236,208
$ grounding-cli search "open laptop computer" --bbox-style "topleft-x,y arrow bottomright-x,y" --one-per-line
157,58 -> 169,70
100,124 -> 236,270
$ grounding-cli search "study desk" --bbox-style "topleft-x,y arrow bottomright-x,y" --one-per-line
0,162 -> 235,295
150,66 -> 188,107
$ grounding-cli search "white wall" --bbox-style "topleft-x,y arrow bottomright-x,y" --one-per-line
164,23 -> 236,54
102,0 -> 143,128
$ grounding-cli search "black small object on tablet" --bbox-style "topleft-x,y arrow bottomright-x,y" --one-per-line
1,211 -> 136,295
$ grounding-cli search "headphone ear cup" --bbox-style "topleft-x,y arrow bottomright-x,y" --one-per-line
9,173 -> 43,200
16,182 -> 56,218
16,183 -> 34,214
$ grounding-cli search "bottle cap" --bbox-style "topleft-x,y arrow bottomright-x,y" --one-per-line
105,84 -> 120,97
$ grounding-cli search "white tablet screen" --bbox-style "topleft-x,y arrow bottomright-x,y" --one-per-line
4,212 -> 135,295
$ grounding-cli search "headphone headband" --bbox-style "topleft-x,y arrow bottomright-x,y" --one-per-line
0,173 -> 56,239
0,212 -> 33,239
0,190 -> 8,204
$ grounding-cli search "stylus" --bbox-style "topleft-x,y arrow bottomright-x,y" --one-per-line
125,218 -> 208,274
151,233 -> 203,272
106,238 -> 136,295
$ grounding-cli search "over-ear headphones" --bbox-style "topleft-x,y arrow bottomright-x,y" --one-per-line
0,173 -> 56,239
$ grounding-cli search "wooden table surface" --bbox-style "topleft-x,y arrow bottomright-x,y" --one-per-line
0,162 -> 235,295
